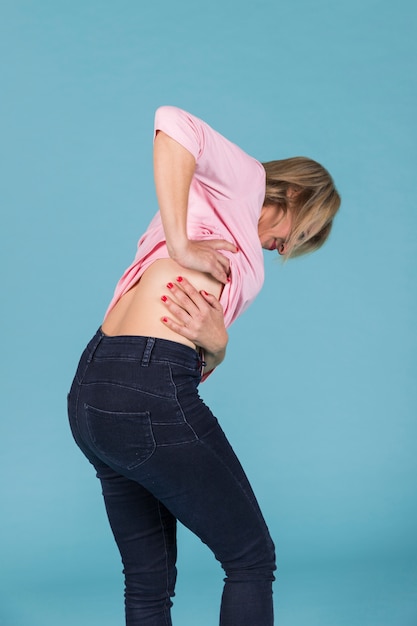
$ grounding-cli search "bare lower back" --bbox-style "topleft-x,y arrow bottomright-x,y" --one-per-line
101,258 -> 222,349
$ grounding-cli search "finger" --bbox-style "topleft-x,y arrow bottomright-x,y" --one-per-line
188,243 -> 230,282
162,293 -> 198,321
214,269 -> 229,285
215,253 -> 231,276
161,316 -> 195,340
196,253 -> 228,283
175,276 -> 206,307
206,239 -> 238,253
200,290 -> 223,310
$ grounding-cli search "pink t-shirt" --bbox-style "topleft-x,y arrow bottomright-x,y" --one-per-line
105,106 -> 266,329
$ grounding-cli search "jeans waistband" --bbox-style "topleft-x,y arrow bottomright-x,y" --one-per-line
86,328 -> 201,370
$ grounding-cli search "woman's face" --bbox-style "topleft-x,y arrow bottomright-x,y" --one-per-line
258,204 -> 293,255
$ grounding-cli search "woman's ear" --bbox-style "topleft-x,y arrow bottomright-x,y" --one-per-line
286,185 -> 302,200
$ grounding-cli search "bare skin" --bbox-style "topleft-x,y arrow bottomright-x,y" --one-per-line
102,259 -> 227,373
102,131 -> 295,374
102,131 -> 238,374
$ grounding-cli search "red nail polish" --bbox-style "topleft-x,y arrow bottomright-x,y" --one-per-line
161,295 -> 167,302
162,317 -> 168,323
176,276 -> 183,282
202,290 -> 208,295
227,277 -> 231,283
167,282 -> 173,289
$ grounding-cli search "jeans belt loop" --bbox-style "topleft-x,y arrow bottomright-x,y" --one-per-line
141,337 -> 156,367
87,328 -> 104,363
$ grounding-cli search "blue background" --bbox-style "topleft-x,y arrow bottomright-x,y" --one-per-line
1,1 -> 416,624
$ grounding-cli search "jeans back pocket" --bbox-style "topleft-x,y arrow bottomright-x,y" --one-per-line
85,403 -> 156,470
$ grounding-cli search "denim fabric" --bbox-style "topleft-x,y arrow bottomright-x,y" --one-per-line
68,329 -> 276,625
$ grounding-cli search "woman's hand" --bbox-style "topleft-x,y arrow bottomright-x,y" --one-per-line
161,275 -> 228,372
171,239 -> 237,285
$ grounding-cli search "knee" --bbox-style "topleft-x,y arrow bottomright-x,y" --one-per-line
223,532 -> 276,582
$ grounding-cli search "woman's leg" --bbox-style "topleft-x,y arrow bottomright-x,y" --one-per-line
94,418 -> 276,626
98,466 -> 177,626
67,334 -> 178,626
136,415 -> 276,626
68,333 -> 276,625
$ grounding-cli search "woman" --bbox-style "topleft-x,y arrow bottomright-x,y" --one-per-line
68,106 -> 340,625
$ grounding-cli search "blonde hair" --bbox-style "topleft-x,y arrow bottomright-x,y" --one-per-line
262,157 -> 341,258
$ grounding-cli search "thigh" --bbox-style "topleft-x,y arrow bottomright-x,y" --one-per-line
97,464 -> 178,596
73,350 -> 274,575
132,410 -> 275,575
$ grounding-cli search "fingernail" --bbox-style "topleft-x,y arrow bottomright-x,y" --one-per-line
161,295 -> 167,302
176,276 -> 183,282
162,317 -> 168,323
227,277 -> 231,283
202,290 -> 208,295
167,282 -> 174,289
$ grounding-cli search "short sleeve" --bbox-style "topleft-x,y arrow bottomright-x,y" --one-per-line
154,106 -> 264,204
154,106 -> 205,162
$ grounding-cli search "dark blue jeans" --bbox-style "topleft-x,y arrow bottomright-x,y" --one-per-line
68,329 -> 276,625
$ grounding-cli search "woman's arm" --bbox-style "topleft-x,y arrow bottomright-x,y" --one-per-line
160,275 -> 228,374
154,131 -> 237,284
